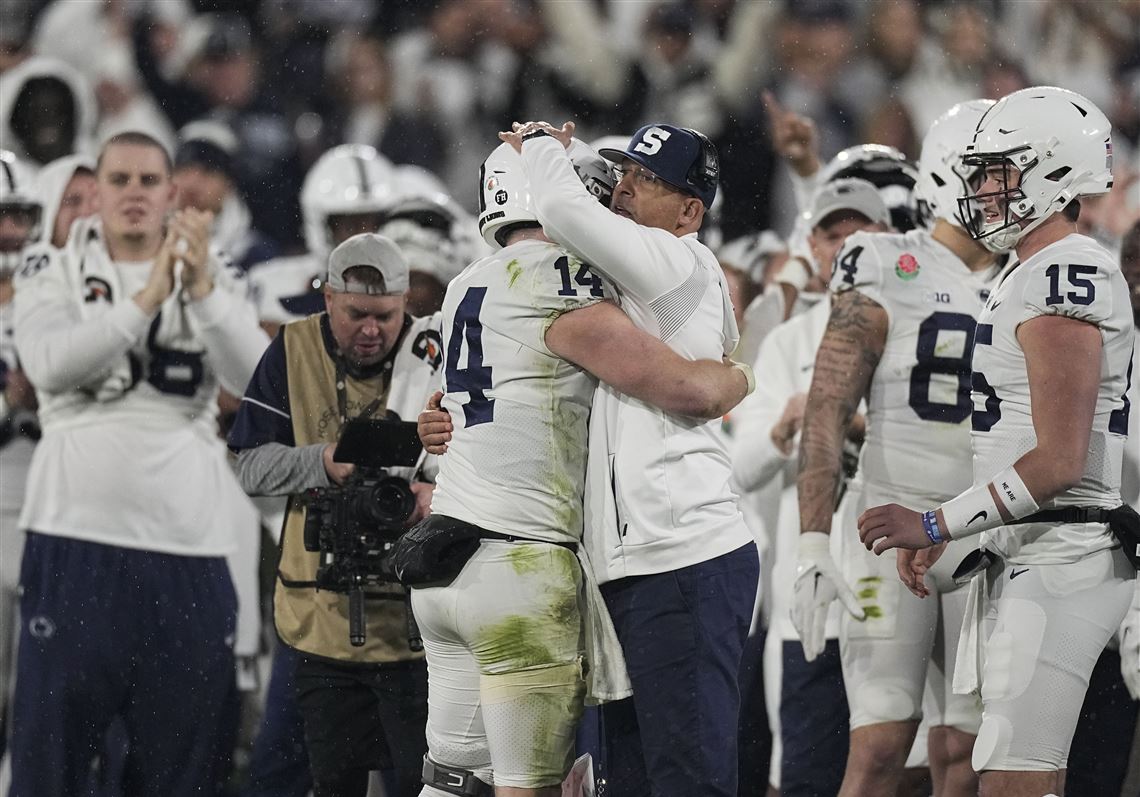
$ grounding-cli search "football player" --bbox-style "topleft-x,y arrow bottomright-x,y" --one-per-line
793,101 -> 1001,797
731,178 -> 890,797
411,139 -> 751,796
8,131 -> 268,796
0,148 -> 41,747
246,144 -> 394,334
860,87 -> 1135,797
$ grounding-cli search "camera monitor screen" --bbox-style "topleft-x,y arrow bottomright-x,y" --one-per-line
333,418 -> 423,468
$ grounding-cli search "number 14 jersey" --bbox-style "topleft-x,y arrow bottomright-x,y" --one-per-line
832,229 -> 999,507
432,239 -> 603,546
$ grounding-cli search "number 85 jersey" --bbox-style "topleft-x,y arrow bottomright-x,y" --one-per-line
970,234 -> 1133,560
832,228 -> 999,506
431,239 -> 605,546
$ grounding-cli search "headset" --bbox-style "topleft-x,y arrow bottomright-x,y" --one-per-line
682,127 -> 720,197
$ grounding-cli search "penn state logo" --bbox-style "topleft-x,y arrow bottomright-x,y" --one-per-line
412,329 -> 443,371
84,276 -> 114,303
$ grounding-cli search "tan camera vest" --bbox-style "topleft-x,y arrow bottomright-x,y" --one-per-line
273,314 -> 423,664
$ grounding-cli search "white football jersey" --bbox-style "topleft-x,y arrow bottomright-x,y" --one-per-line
832,229 -> 998,507
430,239 -> 603,545
970,234 -> 1134,562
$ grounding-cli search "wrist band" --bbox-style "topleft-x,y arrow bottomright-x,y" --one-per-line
940,482 -> 1002,539
521,128 -> 551,142
939,465 -> 1040,539
730,360 -> 756,396
991,464 -> 1039,519
922,510 -> 943,544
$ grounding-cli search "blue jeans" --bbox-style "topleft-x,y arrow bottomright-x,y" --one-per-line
596,542 -> 758,797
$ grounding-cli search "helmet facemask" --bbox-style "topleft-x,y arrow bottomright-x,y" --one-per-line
958,149 -> 1038,253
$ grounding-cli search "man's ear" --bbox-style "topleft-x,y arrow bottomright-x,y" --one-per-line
678,197 -> 704,231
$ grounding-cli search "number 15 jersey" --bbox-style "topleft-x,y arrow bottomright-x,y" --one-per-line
832,229 -> 999,507
431,239 -> 604,546
970,233 -> 1133,563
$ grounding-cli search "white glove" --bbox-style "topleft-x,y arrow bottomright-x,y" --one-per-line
1119,580 -> 1140,701
792,531 -> 864,662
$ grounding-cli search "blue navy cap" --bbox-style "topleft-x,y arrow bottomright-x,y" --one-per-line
599,124 -> 719,208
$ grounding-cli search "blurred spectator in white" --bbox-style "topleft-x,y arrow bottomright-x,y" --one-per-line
318,30 -> 445,170
888,3 -> 990,156
636,3 -> 722,135
0,57 -> 96,168
132,12 -> 305,247
33,154 -> 97,249
1001,0 -> 1135,115
0,0 -> 36,73
174,120 -> 281,272
388,0 -> 516,204
32,0 -> 182,153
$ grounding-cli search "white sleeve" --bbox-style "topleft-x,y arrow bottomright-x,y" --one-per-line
731,328 -> 797,492
188,259 -> 271,396
13,249 -> 152,394
520,136 -> 693,305
829,232 -> 886,307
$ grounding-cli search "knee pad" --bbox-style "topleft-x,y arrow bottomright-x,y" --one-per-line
981,599 -> 1045,703
971,714 -> 1013,772
850,681 -> 919,728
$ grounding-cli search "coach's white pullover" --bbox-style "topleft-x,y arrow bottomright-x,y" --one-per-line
522,136 -> 752,583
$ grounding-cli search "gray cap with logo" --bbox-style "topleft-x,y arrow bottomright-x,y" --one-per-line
807,177 -> 891,230
326,233 -> 409,295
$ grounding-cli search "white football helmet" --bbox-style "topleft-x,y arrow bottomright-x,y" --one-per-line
477,139 -> 615,249
300,144 -> 395,258
958,86 -> 1114,252
916,100 -> 995,231
820,144 -> 919,232
0,149 -> 42,275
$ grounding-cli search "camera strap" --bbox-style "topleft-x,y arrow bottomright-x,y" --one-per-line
334,358 -> 387,427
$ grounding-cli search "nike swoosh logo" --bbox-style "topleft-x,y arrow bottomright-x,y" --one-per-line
814,571 -> 823,595
1009,568 -> 1029,580
968,510 -> 988,525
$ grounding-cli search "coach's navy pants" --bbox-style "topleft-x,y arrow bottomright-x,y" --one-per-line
9,532 -> 238,797
597,542 -> 758,797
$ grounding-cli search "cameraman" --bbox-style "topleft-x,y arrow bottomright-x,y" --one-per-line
228,233 -> 442,797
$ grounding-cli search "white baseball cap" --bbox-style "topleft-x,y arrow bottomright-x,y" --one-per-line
326,233 -> 409,295
807,177 -> 891,230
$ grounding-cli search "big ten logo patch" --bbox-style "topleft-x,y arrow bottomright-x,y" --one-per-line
412,329 -> 443,371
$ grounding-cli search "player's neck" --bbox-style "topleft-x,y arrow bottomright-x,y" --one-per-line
502,227 -> 552,247
1015,214 -> 1076,263
931,219 -> 995,272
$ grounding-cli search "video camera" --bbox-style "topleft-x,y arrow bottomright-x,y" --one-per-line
299,417 -> 424,648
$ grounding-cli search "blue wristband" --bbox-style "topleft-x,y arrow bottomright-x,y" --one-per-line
922,510 -> 943,544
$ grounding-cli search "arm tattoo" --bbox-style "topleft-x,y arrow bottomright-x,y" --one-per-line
797,290 -> 887,533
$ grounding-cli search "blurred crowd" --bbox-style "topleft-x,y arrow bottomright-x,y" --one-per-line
0,0 -> 1136,250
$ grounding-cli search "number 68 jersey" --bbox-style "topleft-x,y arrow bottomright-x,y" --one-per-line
969,233 -> 1134,563
831,228 -> 999,507
431,238 -> 605,546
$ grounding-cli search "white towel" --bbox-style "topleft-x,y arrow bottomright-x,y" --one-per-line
577,542 -> 632,704
953,571 -> 987,695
